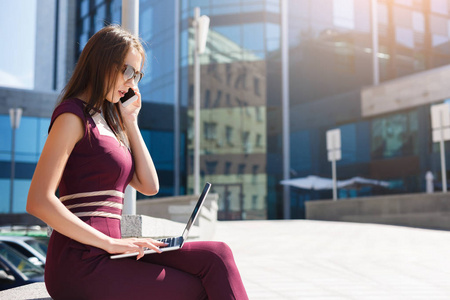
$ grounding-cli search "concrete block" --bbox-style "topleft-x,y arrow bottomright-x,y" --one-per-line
0,282 -> 51,300
121,214 -> 199,239
306,192 -> 450,230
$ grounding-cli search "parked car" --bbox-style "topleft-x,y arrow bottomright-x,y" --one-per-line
0,242 -> 44,291
0,236 -> 48,267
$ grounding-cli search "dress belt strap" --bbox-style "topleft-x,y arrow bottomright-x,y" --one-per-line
60,190 -> 124,220
60,190 -> 124,202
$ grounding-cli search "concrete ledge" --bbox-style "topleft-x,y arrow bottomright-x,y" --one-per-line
121,214 -> 199,239
306,192 -> 450,230
0,282 -> 51,300
134,193 -> 219,240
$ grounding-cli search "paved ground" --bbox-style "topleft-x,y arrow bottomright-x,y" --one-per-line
213,220 -> 450,300
3,219 -> 450,299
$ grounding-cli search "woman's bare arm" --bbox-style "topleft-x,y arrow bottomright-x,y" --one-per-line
121,88 -> 159,196
26,113 -> 163,257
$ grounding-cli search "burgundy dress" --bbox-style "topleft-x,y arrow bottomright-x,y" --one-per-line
45,98 -> 248,300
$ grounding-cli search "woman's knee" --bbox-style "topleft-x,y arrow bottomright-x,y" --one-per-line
198,241 -> 235,264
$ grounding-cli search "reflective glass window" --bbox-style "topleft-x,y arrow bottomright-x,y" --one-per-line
371,111 -> 418,159
243,23 -> 265,53
0,1 -> 37,89
38,119 -> 50,153
15,117 -> 39,162
412,11 -> 425,32
266,0 -> 280,13
0,179 -> 9,213
333,0 -> 355,29
212,0 -> 240,5
141,130 -> 174,171
266,23 -> 280,52
336,122 -> 370,165
0,115 -> 11,161
80,0 -> 90,17
395,0 -> 412,6
12,179 -> 31,213
242,2 -> 264,13
431,0 -> 448,14
214,25 -> 241,48
290,130 -> 312,172
111,0 -> 122,24
94,4 -> 107,32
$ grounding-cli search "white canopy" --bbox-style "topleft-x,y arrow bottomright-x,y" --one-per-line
280,175 -> 389,190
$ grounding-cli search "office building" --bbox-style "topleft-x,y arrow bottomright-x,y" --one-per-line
2,0 -> 450,220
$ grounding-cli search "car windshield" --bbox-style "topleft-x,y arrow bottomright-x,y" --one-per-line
25,239 -> 48,256
0,243 -> 44,277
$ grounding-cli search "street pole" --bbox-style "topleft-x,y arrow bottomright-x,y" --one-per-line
192,7 -> 209,195
122,0 -> 139,214
281,0 -> 291,219
193,7 -> 201,195
174,0 -> 180,195
440,110 -> 447,192
9,108 -> 22,214
371,0 -> 379,86
327,129 -> 341,200
332,157 -> 337,200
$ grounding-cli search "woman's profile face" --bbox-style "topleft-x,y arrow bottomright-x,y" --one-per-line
105,47 -> 142,104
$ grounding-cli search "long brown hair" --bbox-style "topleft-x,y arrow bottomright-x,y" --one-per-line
58,24 -> 145,144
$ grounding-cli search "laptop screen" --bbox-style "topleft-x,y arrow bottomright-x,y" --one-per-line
182,182 -> 211,241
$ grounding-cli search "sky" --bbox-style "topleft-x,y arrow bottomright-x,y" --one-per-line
0,0 -> 37,89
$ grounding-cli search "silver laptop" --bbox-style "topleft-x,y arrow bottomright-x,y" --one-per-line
110,182 -> 211,259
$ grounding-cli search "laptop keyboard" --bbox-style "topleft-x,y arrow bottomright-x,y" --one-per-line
158,237 -> 181,247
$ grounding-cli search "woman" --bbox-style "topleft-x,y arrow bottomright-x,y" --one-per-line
27,25 -> 248,300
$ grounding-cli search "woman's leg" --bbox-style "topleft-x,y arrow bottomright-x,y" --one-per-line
45,233 -> 207,300
141,241 -> 249,300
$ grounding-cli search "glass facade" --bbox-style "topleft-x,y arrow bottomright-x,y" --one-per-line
0,115 -> 50,213
180,0 -> 281,220
3,0 -> 447,217
287,0 -> 450,218
76,0 -> 179,198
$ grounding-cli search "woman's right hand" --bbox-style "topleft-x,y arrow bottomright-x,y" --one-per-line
106,237 -> 168,260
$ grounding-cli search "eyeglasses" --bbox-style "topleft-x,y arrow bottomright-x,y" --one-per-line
122,64 -> 144,85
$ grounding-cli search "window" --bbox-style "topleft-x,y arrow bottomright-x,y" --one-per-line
371,111 -> 418,159
206,161 -> 218,174
225,161 -> 232,175
205,89 -> 211,108
252,195 -> 258,210
242,131 -> 251,152
252,165 -> 259,185
333,0 -> 355,29
204,122 -> 217,140
255,106 -> 263,122
226,126 -> 234,145
254,77 -> 261,96
255,134 -> 262,147
0,1 -> 37,89
214,90 -> 222,107
188,117 -> 194,143
238,164 -> 246,176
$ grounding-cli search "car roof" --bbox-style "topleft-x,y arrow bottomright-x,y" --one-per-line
0,236 -> 35,242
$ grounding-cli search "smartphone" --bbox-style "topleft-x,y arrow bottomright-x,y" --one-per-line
120,88 -> 138,107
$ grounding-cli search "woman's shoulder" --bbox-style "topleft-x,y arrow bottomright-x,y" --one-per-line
49,98 -> 87,132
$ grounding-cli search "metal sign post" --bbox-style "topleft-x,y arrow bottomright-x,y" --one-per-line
326,129 -> 341,200
431,103 -> 450,192
9,108 -> 22,213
